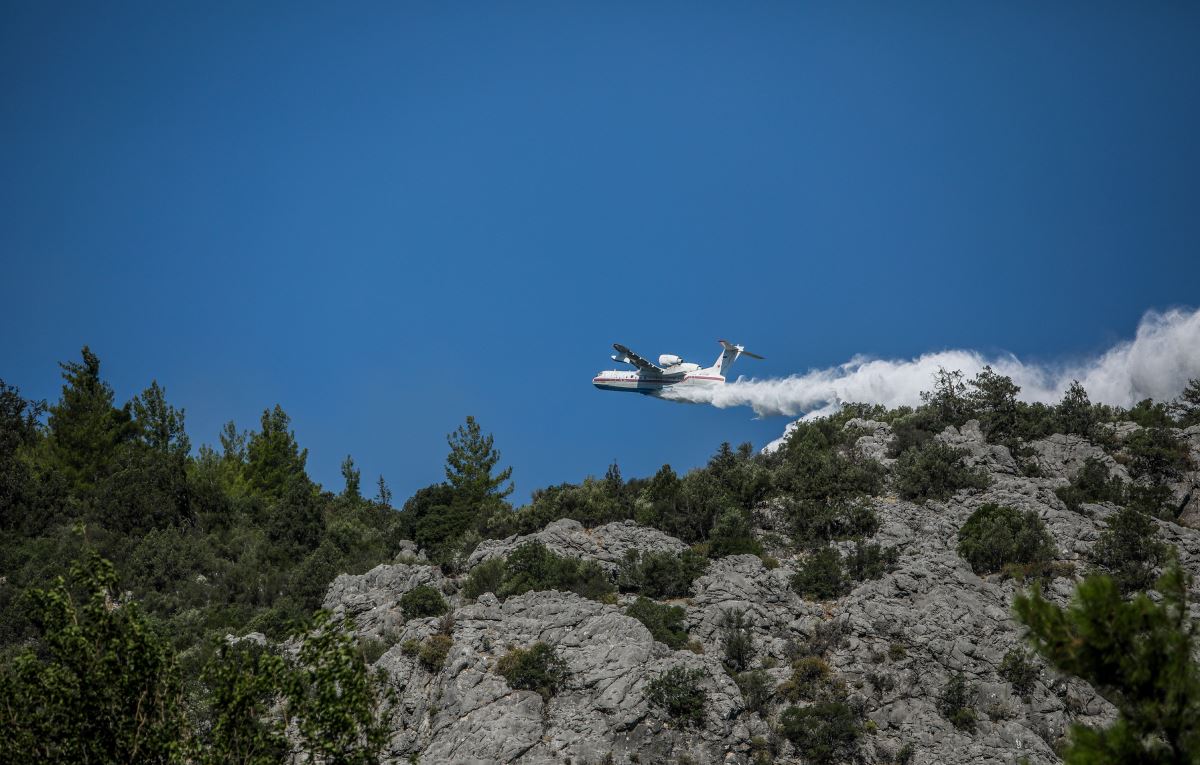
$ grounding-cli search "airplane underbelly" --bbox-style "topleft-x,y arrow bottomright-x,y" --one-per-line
592,373 -> 724,394
592,376 -> 670,394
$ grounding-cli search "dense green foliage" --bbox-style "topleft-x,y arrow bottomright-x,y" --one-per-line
615,548 -> 708,598
646,666 -> 708,726
894,441 -> 990,502
495,642 -> 569,700
415,634 -> 452,672
778,701 -> 861,764
779,655 -> 837,702
399,585 -> 450,618
1172,379 -> 1200,426
286,611 -> 396,765
957,503 -> 1056,576
790,542 -> 898,600
999,647 -> 1040,699
1014,560 -> 1200,763
626,597 -> 689,649
0,552 -> 186,764
0,551 -> 393,765
460,542 -> 614,602
720,608 -> 755,672
1091,505 -> 1170,595
791,546 -> 848,600
736,669 -> 773,718
938,672 -> 978,731
195,641 -> 290,765
1056,457 -> 1127,512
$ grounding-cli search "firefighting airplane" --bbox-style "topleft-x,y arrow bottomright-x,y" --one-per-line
593,339 -> 763,396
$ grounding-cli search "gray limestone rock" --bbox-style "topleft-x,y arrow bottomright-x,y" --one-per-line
373,590 -> 749,764
1028,433 -> 1128,484
467,518 -> 688,572
323,562 -> 449,636
847,418 -> 896,465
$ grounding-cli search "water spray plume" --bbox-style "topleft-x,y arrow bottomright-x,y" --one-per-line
662,307 -> 1200,419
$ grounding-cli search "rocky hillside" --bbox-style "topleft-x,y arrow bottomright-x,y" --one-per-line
312,419 -> 1200,765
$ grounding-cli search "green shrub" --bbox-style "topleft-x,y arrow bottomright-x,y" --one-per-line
495,642 -> 568,700
779,655 -> 835,702
399,585 -> 449,618
736,670 -> 772,718
1056,381 -> 1099,438
888,409 -> 941,457
1090,505 -> 1170,594
843,541 -> 899,581
1055,457 -> 1125,512
773,421 -> 886,509
1172,378 -> 1200,426
956,503 -> 1055,576
938,672 -> 976,731
358,635 -> 390,665
778,701 -> 861,764
867,671 -> 895,693
1126,399 -> 1175,428
646,666 -> 708,726
707,508 -> 763,558
998,647 -> 1039,698
0,554 -> 188,764
615,548 -> 708,599
791,546 -> 848,600
418,634 -> 452,672
786,499 -> 880,548
894,441 -> 989,502
721,608 -> 755,672
626,597 -> 688,650
1123,426 -> 1192,486
1013,559 -> 1200,762
462,557 -> 505,599
461,542 -> 614,603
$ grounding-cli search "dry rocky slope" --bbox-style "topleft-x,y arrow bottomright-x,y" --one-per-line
315,420 -> 1200,765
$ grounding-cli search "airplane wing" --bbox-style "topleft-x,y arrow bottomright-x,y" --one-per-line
612,343 -> 666,374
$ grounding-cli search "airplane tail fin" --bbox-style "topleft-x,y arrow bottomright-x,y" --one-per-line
713,339 -> 764,376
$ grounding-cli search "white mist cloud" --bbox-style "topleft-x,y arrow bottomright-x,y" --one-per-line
662,307 -> 1200,427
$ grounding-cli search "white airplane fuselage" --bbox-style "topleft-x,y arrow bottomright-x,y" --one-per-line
591,368 -> 725,396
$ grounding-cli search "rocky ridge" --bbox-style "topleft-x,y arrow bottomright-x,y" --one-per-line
312,420 -> 1200,765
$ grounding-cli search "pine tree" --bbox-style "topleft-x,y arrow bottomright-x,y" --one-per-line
444,416 -> 513,508
1171,378 -> 1200,426
0,380 -> 43,530
1057,381 -> 1097,438
132,380 -> 190,456
244,405 -> 308,499
920,367 -> 967,427
341,455 -> 361,501
1014,559 -> 1200,763
219,420 -> 246,464
375,475 -> 392,507
966,366 -> 1020,440
44,347 -> 134,495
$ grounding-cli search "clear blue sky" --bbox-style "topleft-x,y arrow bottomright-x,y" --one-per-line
3,3 -> 1198,503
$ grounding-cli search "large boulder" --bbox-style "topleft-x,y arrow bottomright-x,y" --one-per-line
323,561 -> 448,636
1028,433 -> 1128,484
467,519 -> 688,572
936,420 -> 1020,475
376,590 -> 750,764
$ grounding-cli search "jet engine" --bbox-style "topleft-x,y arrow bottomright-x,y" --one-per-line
658,354 -> 682,367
